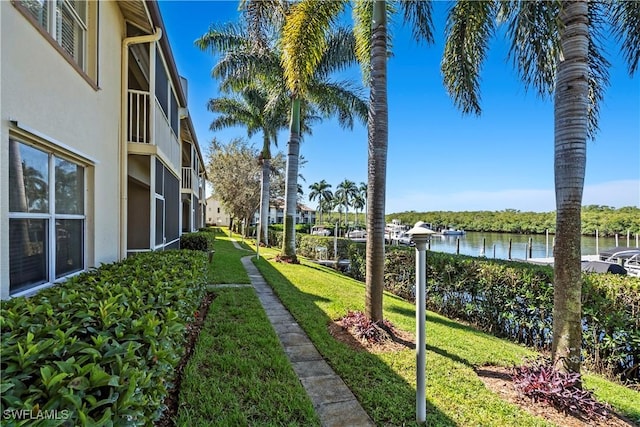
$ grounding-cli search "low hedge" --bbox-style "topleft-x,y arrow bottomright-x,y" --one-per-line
0,251 -> 208,426
270,231 -> 354,260
380,248 -> 640,384
180,231 -> 215,251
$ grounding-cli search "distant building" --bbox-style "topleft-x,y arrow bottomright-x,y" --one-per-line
254,200 -> 316,225
205,197 -> 231,227
1,0 -> 207,299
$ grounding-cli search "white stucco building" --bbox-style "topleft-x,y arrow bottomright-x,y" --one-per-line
1,0 -> 207,298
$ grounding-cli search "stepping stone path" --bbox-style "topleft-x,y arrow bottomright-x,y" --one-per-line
228,239 -> 375,427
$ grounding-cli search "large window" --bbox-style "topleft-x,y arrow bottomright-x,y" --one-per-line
18,0 -> 87,70
9,139 -> 85,294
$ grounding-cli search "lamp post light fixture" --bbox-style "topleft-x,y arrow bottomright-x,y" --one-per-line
407,221 -> 437,424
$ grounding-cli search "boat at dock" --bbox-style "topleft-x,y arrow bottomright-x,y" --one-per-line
441,228 -> 465,236
597,247 -> 640,277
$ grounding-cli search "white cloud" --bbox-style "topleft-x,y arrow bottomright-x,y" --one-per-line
387,179 -> 640,213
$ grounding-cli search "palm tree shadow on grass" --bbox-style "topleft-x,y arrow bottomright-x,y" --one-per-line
252,256 -> 458,427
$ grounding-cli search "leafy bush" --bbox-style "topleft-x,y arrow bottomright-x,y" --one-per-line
0,251 -> 208,426
180,231 -> 215,251
512,358 -> 610,421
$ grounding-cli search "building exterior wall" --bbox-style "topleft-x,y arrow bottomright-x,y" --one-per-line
0,1 -> 206,299
1,1 -> 124,298
205,197 -> 231,227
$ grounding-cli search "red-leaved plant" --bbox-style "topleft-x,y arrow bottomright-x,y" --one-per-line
512,358 -> 610,421
340,310 -> 396,344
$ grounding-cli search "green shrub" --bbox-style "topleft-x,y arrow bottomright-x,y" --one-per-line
0,251 -> 208,426
180,232 -> 215,251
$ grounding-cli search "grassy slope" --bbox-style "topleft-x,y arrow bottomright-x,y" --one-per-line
249,242 -> 639,426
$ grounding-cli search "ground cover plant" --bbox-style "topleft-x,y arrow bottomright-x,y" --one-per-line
248,244 -> 639,426
0,251 -> 208,426
512,358 -> 610,421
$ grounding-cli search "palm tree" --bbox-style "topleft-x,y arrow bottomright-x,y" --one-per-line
356,181 -> 367,226
353,1 -> 435,322
308,180 -> 333,224
207,86 -> 288,246
352,191 -> 365,226
196,19 -> 324,248
441,0 -> 639,373
281,0 -> 434,319
335,179 -> 358,228
280,4 -> 368,262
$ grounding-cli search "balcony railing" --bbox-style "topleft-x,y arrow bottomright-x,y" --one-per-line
182,167 -> 196,190
127,90 -> 149,144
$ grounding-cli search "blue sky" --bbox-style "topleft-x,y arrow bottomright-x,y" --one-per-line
158,0 -> 639,214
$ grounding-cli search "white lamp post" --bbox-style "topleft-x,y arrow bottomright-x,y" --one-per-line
407,221 -> 436,424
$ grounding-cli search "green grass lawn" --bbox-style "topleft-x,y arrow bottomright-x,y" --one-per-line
206,229 -> 252,284
187,234 -> 638,426
177,287 -> 319,426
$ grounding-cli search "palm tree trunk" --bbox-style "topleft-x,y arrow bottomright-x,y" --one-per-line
260,132 -> 272,246
365,0 -> 388,323
260,158 -> 270,246
552,0 -> 589,374
281,98 -> 301,261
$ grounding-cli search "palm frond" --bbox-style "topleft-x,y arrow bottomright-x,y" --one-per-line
501,0 -> 560,97
306,80 -> 368,129
239,0 -> 289,48
609,0 -> 640,75
281,0 -> 346,95
314,27 -> 360,80
441,0 -> 498,115
353,0 -> 373,84
399,0 -> 435,45
195,22 -> 250,54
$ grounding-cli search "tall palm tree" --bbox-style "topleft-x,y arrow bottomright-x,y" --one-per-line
308,180 -> 333,224
196,19 -> 324,248
353,1 -> 435,322
441,0 -> 639,373
207,86 -> 288,246
280,3 -> 368,262
335,179 -> 358,228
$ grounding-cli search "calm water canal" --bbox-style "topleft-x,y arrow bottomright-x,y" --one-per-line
425,231 -> 639,260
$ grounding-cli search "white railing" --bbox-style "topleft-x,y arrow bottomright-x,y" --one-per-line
181,167 -> 192,189
127,90 -> 149,144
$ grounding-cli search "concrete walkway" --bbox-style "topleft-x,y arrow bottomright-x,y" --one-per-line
229,239 -> 374,426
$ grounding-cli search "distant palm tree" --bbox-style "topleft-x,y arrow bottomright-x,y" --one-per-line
207,86 -> 288,246
352,192 -> 365,226
441,0 -> 639,373
308,180 -> 333,224
356,181 -> 367,225
335,179 -> 358,228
